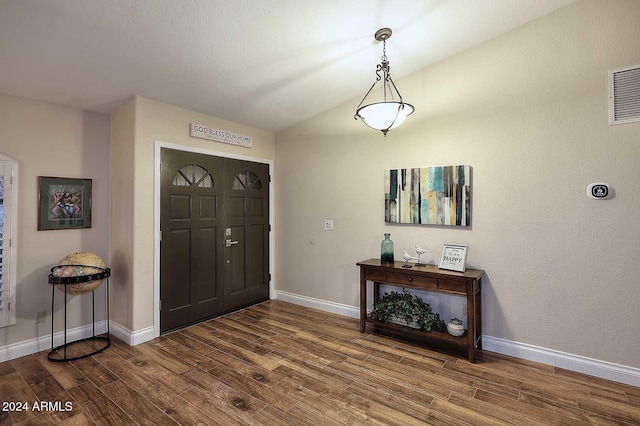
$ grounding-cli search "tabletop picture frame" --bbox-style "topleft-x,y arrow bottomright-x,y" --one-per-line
38,176 -> 92,230
438,243 -> 468,272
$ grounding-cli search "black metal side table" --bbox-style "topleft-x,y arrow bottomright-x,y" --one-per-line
48,265 -> 111,362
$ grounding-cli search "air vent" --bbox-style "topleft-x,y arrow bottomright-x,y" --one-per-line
609,65 -> 640,125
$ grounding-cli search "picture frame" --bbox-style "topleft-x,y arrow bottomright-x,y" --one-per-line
384,165 -> 471,226
38,176 -> 92,230
438,244 -> 468,272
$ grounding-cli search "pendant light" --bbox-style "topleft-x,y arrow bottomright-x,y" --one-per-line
354,28 -> 414,136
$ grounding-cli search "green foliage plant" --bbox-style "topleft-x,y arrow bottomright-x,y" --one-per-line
368,289 -> 445,332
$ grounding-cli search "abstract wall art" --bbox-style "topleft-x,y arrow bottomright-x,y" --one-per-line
384,165 -> 471,226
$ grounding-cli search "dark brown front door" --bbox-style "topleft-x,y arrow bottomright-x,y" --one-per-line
160,148 -> 269,333
223,158 -> 270,312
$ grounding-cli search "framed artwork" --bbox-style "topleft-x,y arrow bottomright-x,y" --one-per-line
38,176 -> 92,230
385,165 -> 471,226
438,244 -> 468,272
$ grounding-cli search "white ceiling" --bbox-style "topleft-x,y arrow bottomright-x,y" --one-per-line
0,0 -> 578,133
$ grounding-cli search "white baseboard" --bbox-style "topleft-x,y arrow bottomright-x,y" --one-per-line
109,322 -> 155,346
274,291 -> 640,387
482,336 -> 640,388
0,320 -> 158,363
274,290 -> 360,319
0,321 -> 108,363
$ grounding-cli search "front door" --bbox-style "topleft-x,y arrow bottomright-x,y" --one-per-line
160,148 -> 269,333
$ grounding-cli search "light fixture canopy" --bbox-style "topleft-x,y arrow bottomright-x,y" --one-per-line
355,28 -> 414,136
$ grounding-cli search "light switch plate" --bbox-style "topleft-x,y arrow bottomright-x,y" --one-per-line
324,220 -> 334,231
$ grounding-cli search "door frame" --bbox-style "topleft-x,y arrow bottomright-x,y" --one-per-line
153,140 -> 275,338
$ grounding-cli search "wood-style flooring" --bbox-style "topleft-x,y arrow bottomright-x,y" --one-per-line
1,300 -> 639,425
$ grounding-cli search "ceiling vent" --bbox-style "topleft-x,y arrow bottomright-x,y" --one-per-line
609,65 -> 640,125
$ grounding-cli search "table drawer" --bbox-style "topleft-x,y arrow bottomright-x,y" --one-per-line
438,278 -> 466,293
386,272 -> 437,289
364,269 -> 386,281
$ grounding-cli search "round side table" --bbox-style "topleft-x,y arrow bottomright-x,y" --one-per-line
47,265 -> 111,362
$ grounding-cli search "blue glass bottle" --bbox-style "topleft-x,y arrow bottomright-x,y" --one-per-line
381,233 -> 394,264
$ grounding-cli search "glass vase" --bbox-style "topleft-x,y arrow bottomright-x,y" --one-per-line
381,233 -> 394,264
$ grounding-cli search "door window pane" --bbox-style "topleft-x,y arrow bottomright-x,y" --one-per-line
232,171 -> 262,190
172,164 -> 214,188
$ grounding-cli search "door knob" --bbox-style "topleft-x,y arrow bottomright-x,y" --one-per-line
225,239 -> 239,247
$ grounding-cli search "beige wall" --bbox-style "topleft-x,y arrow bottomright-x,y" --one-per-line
275,0 -> 640,368
110,97 -> 136,330
110,96 -> 275,333
0,94 -> 110,349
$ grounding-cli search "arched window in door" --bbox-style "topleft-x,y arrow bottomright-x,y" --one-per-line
172,164 -> 214,188
232,171 -> 262,190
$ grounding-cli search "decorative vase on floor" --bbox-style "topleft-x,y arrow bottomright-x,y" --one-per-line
381,233 -> 394,264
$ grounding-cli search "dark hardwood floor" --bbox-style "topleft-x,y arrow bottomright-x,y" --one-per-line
1,300 -> 639,425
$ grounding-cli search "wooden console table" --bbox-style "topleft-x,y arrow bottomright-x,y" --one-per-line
357,258 -> 485,362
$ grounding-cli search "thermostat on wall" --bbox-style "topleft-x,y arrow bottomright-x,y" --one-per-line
587,182 -> 611,199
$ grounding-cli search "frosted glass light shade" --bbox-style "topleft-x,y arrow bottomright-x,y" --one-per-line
356,101 -> 415,135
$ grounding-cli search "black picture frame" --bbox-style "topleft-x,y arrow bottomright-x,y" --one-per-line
38,176 -> 92,230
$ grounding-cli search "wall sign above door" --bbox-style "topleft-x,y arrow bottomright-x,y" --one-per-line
190,123 -> 253,148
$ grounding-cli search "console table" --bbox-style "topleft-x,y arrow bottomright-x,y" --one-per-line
357,258 -> 484,362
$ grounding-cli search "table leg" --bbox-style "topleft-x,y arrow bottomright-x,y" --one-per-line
360,268 -> 366,332
467,280 -> 474,362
